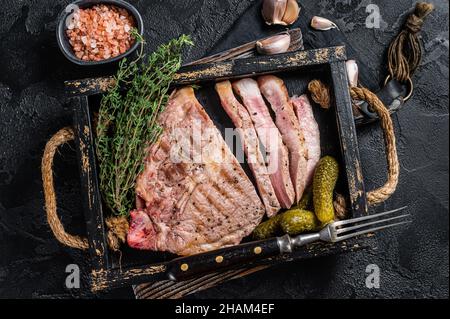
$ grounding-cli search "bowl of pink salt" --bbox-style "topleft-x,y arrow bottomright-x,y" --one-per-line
57,0 -> 143,65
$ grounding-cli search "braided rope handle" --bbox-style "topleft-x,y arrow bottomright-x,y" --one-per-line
41,127 -> 89,249
350,87 -> 400,205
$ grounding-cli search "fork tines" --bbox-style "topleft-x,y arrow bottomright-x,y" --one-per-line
331,206 -> 411,241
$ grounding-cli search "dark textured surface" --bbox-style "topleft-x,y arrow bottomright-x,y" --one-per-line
0,0 -> 448,299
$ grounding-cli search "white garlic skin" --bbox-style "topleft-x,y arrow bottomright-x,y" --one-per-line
281,0 -> 301,25
256,33 -> 291,55
262,0 -> 300,26
262,0 -> 288,25
346,60 -> 359,87
310,16 -> 338,31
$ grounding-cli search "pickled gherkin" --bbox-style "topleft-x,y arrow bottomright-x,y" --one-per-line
313,156 -> 339,223
296,187 -> 312,210
253,215 -> 282,240
279,209 -> 320,235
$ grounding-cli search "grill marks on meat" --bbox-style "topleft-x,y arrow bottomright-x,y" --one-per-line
258,75 -> 308,203
215,81 -> 281,217
291,95 -> 321,187
127,87 -> 265,256
232,78 -> 295,209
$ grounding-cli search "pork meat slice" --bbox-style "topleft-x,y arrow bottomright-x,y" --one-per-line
258,75 -> 308,203
232,78 -> 295,209
127,87 -> 265,256
292,94 -> 321,187
215,80 -> 281,217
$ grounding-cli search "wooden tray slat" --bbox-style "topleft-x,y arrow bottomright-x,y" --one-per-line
330,61 -> 369,214
65,46 -> 345,97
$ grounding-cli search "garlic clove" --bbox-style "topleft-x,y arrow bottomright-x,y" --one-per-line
346,60 -> 359,87
310,16 -> 338,31
256,33 -> 291,55
262,0 -> 288,26
281,0 -> 300,25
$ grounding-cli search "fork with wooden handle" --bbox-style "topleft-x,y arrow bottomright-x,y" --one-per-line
167,207 -> 410,281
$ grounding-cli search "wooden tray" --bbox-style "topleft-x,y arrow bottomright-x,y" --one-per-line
68,45 -> 370,292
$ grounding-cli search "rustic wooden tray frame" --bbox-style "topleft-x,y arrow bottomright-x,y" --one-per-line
69,46 -> 370,292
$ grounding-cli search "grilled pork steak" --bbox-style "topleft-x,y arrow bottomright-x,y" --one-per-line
215,81 -> 281,217
292,95 -> 321,187
258,75 -> 308,203
127,87 -> 265,256
232,78 -> 295,209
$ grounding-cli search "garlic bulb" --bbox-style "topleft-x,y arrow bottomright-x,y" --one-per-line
256,33 -> 291,55
262,0 -> 300,26
310,16 -> 338,31
346,60 -> 359,87
281,0 -> 300,25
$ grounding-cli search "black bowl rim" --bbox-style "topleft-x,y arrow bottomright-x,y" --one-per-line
56,0 -> 144,66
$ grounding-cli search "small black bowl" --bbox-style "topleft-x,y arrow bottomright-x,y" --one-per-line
56,0 -> 144,66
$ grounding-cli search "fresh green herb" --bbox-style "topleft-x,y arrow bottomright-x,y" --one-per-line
96,33 -> 193,216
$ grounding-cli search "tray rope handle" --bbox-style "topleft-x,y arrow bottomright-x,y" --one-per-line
42,127 -> 89,250
350,87 -> 399,205
42,127 -> 128,250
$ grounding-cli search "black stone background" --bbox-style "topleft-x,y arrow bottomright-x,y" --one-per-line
0,0 -> 448,299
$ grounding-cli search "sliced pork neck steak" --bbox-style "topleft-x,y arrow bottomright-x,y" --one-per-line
292,95 -> 321,187
127,87 -> 265,256
258,75 -> 308,203
232,78 -> 295,209
215,81 -> 281,217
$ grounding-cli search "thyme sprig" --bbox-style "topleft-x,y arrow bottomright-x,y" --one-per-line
96,33 -> 193,216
